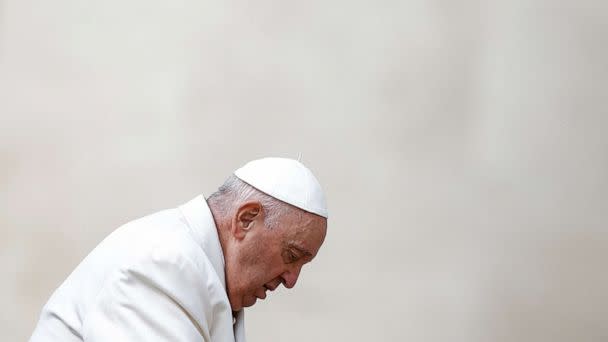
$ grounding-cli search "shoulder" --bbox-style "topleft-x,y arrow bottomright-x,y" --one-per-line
91,207 -> 225,301
93,237 -> 229,325
115,219 -> 216,287
100,208 -> 203,263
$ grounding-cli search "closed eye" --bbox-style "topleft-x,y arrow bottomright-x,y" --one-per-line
282,249 -> 300,264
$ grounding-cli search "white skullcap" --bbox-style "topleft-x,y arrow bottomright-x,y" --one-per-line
234,157 -> 328,218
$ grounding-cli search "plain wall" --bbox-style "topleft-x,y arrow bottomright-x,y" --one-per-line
1,0 -> 607,340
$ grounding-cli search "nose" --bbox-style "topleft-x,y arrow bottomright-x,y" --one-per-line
281,266 -> 302,289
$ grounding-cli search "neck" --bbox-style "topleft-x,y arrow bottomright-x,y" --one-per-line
207,199 -> 231,263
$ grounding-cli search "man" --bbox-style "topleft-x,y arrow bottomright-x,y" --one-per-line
30,157 -> 328,341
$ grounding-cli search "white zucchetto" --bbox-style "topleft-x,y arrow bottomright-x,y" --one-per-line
234,157 -> 328,218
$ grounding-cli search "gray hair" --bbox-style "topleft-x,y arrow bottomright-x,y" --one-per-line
207,175 -> 297,229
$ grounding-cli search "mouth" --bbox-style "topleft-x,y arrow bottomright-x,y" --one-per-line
254,280 -> 281,301
264,280 -> 281,292
255,286 -> 268,300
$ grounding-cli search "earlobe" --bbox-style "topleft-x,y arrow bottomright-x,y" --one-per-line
231,216 -> 248,240
233,201 -> 262,239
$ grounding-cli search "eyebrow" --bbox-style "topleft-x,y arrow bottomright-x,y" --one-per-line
287,242 -> 312,257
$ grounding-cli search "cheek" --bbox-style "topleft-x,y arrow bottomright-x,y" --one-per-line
237,236 -> 287,288
238,244 -> 274,279
251,248 -> 285,285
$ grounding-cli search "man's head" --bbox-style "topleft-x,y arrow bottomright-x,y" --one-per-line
208,175 -> 327,311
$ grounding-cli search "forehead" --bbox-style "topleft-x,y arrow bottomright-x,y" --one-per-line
280,212 -> 327,256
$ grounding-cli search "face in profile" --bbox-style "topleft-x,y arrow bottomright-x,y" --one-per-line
224,202 -> 327,311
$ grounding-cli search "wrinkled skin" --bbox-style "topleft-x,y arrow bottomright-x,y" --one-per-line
214,201 -> 327,311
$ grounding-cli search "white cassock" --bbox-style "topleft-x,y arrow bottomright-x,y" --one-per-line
30,195 -> 246,342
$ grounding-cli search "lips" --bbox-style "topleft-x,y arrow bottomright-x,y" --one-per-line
265,278 -> 283,291
254,279 -> 283,300
254,286 -> 268,300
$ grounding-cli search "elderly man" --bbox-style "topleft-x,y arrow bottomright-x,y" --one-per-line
30,157 -> 328,341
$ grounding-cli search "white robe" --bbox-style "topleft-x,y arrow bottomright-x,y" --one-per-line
30,195 -> 246,342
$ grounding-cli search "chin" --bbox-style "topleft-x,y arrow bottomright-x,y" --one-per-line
227,293 -> 242,311
242,295 -> 257,308
230,302 -> 241,312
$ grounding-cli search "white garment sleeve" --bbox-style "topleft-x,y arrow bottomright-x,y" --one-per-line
81,247 -> 211,341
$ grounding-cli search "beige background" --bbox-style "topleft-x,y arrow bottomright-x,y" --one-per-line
1,0 -> 607,341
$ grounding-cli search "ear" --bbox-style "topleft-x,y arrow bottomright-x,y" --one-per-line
231,201 -> 262,240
